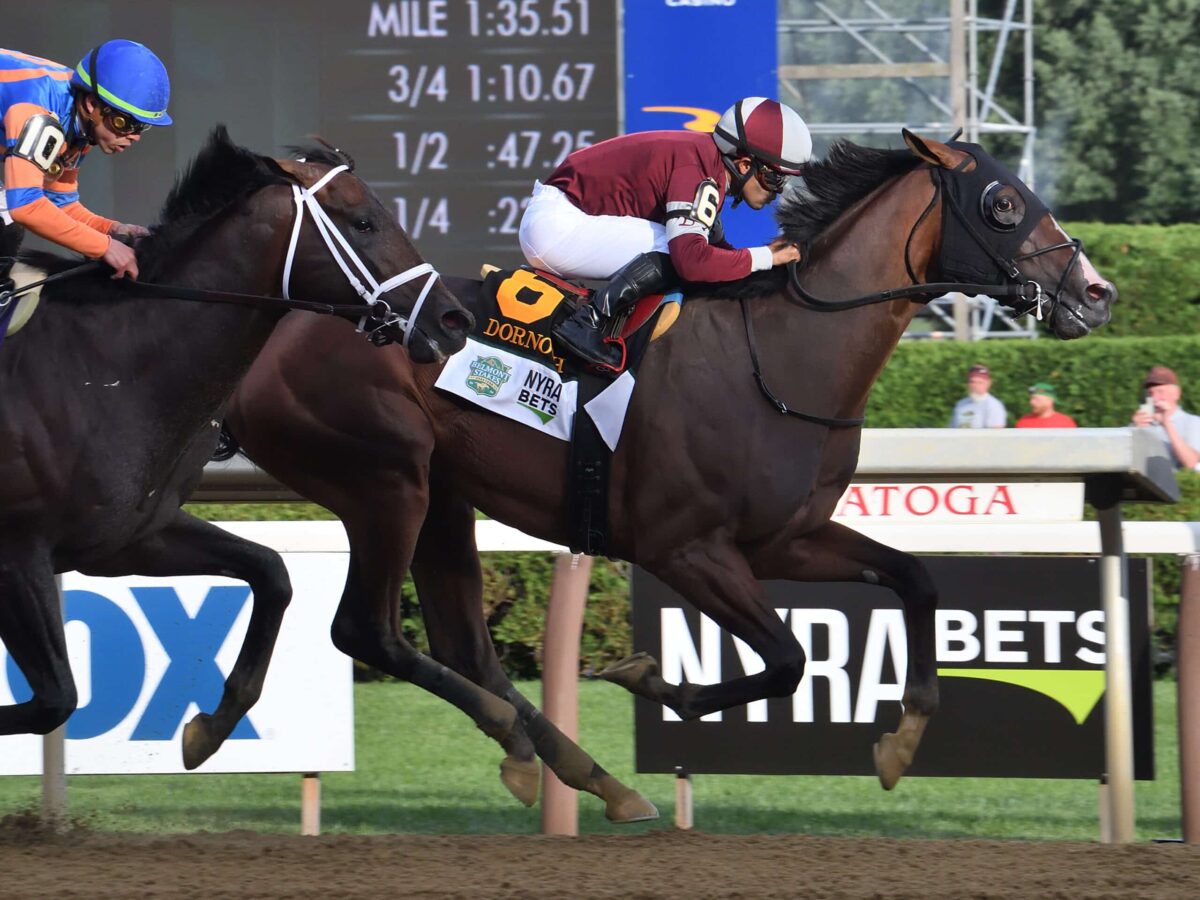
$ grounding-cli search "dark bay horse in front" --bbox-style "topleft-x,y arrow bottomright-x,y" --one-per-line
0,127 -> 472,769
225,132 -> 1115,819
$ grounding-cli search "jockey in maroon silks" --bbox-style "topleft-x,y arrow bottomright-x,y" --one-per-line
518,97 -> 813,369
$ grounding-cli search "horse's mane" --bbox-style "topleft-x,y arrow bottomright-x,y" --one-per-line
27,125 -> 297,294
689,140 -> 923,302
777,140 -> 922,245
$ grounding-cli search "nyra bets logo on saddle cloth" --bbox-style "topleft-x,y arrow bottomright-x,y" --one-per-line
439,338 -> 580,442
465,355 -> 512,398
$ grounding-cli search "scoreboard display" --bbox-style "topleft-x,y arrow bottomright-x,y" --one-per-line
8,0 -> 620,277
318,1 -> 619,273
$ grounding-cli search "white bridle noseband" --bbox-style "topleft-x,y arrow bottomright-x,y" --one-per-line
280,164 -> 439,347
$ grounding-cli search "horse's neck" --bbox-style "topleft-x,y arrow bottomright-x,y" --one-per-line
753,172 -> 938,415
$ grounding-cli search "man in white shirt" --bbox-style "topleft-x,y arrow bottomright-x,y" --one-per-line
949,364 -> 1007,428
1131,365 -> 1200,470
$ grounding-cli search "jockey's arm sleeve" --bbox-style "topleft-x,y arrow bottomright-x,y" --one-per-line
662,165 -> 772,281
667,232 -> 754,282
5,159 -> 111,258
3,104 -> 111,258
48,167 -> 117,234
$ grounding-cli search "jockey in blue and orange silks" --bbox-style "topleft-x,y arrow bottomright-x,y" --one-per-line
0,39 -> 172,292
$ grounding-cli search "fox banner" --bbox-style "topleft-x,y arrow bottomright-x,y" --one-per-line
633,557 -> 1153,779
0,553 -> 353,775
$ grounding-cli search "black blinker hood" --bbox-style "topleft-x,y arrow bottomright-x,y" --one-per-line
938,140 -> 1048,286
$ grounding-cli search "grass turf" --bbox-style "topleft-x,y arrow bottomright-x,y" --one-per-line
0,680 -> 1183,840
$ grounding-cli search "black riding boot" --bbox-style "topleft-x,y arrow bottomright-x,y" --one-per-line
552,252 -> 674,369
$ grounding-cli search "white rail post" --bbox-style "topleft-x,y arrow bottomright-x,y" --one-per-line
674,767 -> 694,830
541,552 -> 592,836
1179,554 -> 1200,843
1096,489 -> 1135,843
41,574 -> 67,832
300,773 -> 321,836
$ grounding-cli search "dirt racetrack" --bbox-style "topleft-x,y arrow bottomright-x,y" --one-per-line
3,825 -> 1199,899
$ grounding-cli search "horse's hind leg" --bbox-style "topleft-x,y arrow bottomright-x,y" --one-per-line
411,482 -> 657,823
80,511 -> 292,769
0,549 -> 78,735
747,520 -> 939,790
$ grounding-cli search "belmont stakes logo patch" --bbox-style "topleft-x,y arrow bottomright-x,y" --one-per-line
465,355 -> 512,398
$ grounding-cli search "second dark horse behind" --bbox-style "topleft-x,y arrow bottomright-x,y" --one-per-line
226,132 -> 1115,820
0,127 -> 472,768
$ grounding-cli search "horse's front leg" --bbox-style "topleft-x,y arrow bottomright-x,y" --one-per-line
81,511 -> 292,769
411,478 -> 657,824
0,545 -> 78,735
747,519 -> 939,790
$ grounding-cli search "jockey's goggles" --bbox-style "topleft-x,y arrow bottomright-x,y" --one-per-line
755,163 -> 789,194
101,105 -> 151,137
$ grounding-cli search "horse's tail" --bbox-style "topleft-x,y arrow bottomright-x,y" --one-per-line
211,421 -> 241,462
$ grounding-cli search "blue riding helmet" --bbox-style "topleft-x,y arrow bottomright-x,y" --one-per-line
70,39 -> 172,126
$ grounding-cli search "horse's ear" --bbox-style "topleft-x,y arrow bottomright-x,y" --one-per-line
902,129 -> 973,170
263,156 -> 303,184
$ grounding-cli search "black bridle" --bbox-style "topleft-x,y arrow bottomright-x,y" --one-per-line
745,151 -> 1085,429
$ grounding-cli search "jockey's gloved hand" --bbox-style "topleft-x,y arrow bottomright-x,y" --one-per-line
110,223 -> 151,241
102,236 -> 139,280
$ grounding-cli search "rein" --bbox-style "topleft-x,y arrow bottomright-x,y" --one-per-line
0,165 -> 440,347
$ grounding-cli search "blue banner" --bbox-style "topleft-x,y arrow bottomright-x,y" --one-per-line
623,0 -> 779,246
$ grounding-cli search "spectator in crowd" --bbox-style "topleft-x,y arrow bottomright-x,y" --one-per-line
949,364 -> 1007,428
1016,382 -> 1077,428
1131,366 -> 1200,470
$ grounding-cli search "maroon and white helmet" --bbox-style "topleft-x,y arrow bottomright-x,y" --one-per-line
712,97 -> 813,174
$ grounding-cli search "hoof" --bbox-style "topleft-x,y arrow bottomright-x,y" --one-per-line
599,652 -> 659,693
499,756 -> 540,807
604,787 -> 659,824
873,734 -> 907,787
182,713 -> 220,770
596,774 -> 659,824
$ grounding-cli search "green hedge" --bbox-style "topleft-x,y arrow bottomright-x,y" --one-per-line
866,334 -> 1200,428
1064,222 -> 1200,338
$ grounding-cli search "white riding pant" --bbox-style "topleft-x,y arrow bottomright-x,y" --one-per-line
0,182 -> 11,225
518,181 -> 668,281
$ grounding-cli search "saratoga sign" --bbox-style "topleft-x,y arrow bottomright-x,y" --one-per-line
833,481 -> 1083,523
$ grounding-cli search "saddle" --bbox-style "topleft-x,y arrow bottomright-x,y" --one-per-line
479,264 -> 681,377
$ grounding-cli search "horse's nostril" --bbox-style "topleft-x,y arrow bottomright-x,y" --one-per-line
1087,282 -> 1116,303
443,310 -> 474,334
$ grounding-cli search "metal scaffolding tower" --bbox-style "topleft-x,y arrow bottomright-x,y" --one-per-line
778,0 -> 1038,340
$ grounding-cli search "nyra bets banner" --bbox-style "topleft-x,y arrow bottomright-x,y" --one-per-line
633,556 -> 1153,780
0,554 -> 353,775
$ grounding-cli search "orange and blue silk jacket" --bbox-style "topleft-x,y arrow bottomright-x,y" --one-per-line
2,48 -> 114,258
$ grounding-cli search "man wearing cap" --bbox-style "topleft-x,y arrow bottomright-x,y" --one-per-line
949,364 -> 1007,428
1016,382 -> 1077,428
1131,366 -> 1200,470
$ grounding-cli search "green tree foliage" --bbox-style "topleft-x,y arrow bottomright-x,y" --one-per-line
1065,223 -> 1200,336
1033,0 -> 1200,222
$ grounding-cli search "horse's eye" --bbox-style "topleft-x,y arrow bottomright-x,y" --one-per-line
352,218 -> 374,233
980,181 -> 1024,231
